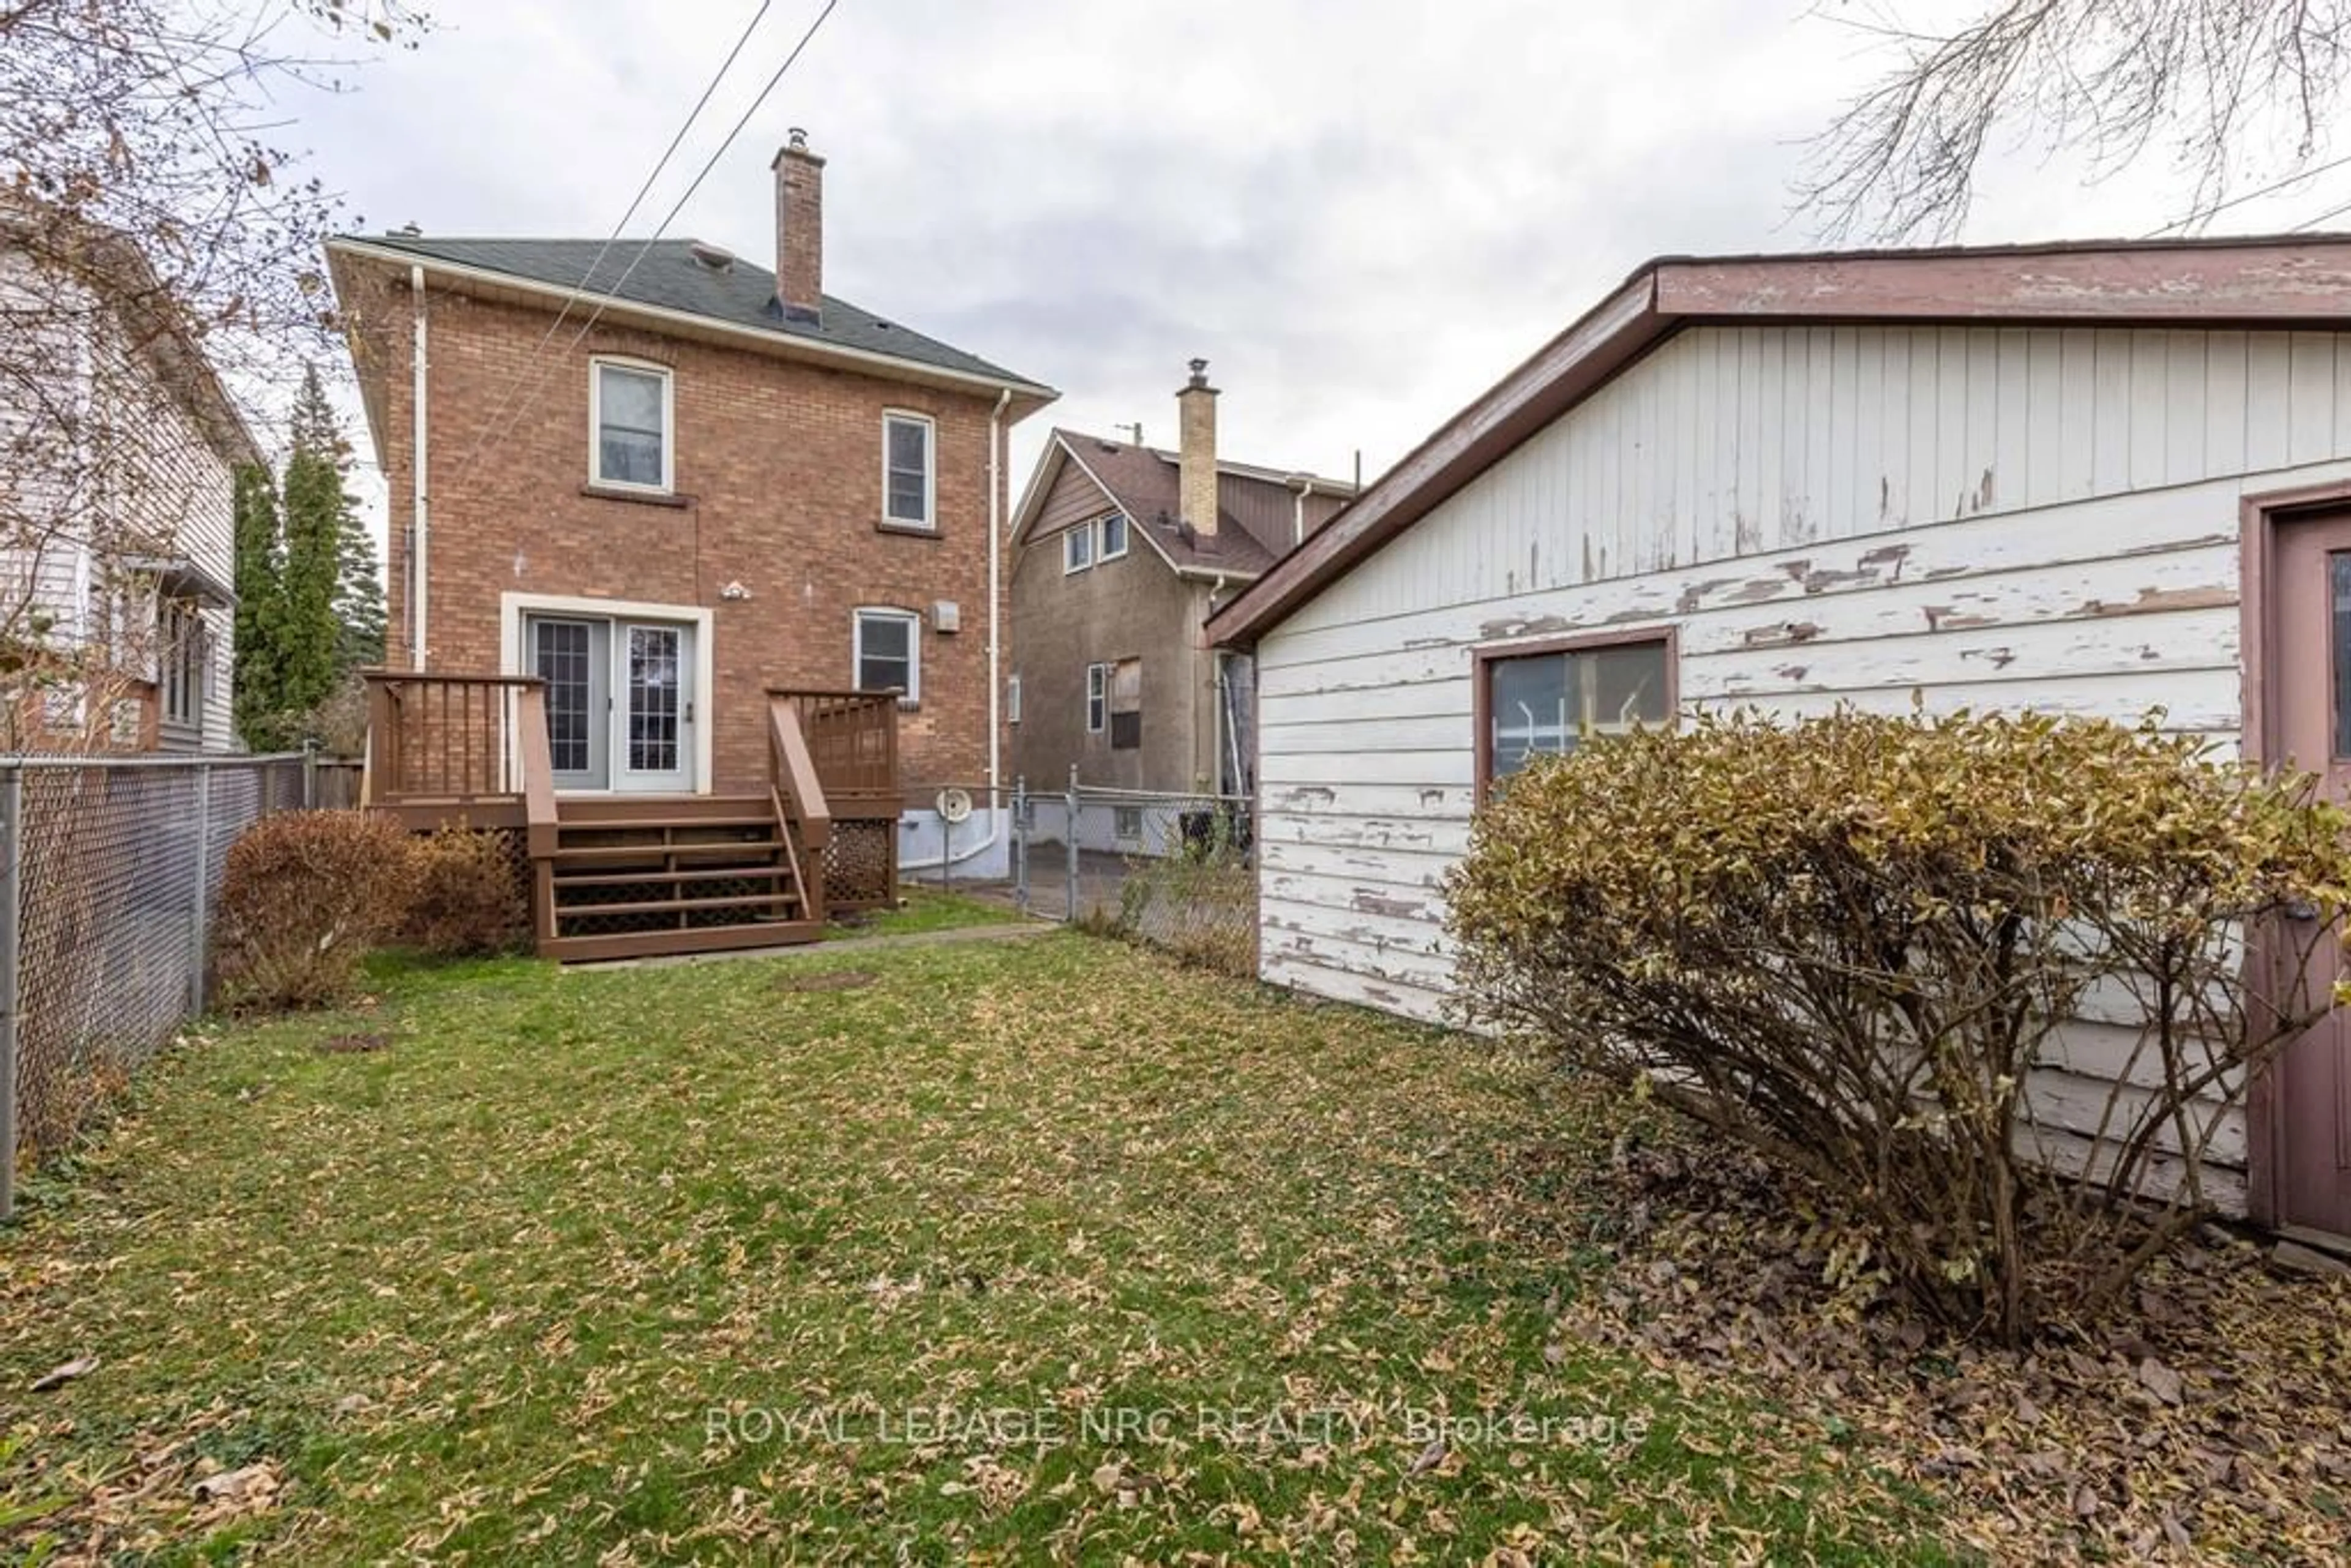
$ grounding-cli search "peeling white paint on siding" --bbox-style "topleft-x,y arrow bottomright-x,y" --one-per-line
1253,321 -> 2351,1214
1283,324 -> 2351,637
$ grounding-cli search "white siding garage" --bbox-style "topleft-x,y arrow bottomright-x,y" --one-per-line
1207,238 -> 2351,1227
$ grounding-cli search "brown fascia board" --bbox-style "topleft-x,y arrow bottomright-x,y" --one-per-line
1205,269 -> 1661,648
1205,233 -> 2351,649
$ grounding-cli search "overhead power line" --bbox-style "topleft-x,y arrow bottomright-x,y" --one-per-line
450,0 -> 781,473
2137,152 -> 2351,239
439,0 -> 844,500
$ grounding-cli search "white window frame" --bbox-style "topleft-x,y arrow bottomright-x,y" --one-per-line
1099,512 -> 1129,561
1007,672 -> 1022,725
1085,661 -> 1108,733
853,606 -> 922,706
588,356 -> 675,493
1064,523 -> 1095,574
881,410 -> 937,531
161,598 -> 205,730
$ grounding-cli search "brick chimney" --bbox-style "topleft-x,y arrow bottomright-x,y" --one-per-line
1177,358 -> 1218,538
770,128 -> 824,324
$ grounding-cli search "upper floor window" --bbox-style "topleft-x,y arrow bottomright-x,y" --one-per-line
161,598 -> 207,730
1063,514 -> 1127,574
591,359 -> 672,491
853,607 -> 921,705
1476,633 -> 1673,798
883,412 -> 936,530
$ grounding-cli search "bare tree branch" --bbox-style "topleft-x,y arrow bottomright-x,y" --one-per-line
0,1 -> 421,748
1798,0 -> 2351,241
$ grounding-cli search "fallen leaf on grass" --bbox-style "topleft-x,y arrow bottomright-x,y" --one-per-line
193,1461 -> 279,1503
2137,1356 -> 2184,1407
29,1356 -> 96,1391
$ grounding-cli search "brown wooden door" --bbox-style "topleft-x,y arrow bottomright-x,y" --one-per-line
2270,512 -> 2351,1241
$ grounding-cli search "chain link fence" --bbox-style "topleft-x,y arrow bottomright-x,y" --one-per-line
921,779 -> 1258,977
1,751 -> 345,1216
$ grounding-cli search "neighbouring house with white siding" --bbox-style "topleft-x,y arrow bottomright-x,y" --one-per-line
1205,236 -> 2351,1245
0,212 -> 255,754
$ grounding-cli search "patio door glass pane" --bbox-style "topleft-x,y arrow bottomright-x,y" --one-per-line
628,625 -> 681,773
533,620 -> 593,774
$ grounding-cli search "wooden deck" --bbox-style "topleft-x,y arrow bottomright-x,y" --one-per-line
361,673 -> 904,961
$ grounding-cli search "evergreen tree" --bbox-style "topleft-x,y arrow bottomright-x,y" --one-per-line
333,515 -> 387,673
277,364 -> 352,722
230,462 -> 290,749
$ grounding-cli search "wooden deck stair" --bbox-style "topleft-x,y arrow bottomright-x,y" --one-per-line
537,795 -> 820,962
363,673 -> 902,964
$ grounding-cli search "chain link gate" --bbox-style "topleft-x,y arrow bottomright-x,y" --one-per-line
1002,773 -> 1258,974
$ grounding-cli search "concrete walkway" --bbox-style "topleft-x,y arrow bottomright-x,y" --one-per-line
568,920 -> 1056,972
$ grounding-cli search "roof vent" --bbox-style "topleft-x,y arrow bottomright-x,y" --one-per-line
689,239 -> 734,272
395,221 -> 422,237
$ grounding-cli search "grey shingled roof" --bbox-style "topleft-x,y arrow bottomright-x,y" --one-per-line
350,233 -> 1045,388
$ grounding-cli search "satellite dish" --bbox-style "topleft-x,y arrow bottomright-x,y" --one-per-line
935,786 -> 973,824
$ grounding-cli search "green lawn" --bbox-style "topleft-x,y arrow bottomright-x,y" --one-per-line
822,887 -> 1015,941
0,934 -> 1937,1564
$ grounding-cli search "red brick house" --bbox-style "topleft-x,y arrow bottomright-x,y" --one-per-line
326,132 -> 1054,959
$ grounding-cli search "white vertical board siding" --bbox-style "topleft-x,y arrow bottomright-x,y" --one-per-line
1282,325 -> 2351,639
1255,324 -> 2351,1217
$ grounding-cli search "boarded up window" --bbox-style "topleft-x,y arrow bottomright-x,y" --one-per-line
1110,657 -> 1142,751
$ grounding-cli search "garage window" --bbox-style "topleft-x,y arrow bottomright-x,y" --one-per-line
1475,631 -> 1673,799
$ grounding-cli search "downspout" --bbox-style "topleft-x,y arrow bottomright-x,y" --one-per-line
1288,473 -> 1319,547
410,264 -> 430,671
987,386 -> 1009,800
904,386 -> 1013,871
1207,571 -> 1228,795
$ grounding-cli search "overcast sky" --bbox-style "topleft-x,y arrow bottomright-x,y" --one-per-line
287,0 -> 2342,533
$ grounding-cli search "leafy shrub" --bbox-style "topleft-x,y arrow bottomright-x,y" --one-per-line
405,824 -> 530,957
1447,709 -> 2351,1343
214,810 -> 417,1013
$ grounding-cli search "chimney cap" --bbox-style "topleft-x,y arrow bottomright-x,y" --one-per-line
1180,357 -> 1218,396
772,127 -> 827,169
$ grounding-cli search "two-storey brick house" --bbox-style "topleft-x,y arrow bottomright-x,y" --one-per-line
327,132 -> 1054,959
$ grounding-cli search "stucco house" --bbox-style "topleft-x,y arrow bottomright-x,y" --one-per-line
0,208 -> 256,754
1007,361 -> 1351,843
1207,235 -> 2351,1247
326,130 -> 1054,959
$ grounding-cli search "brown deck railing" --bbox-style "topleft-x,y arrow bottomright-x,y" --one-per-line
362,670 -> 549,807
767,692 -> 833,920
770,688 -> 902,803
